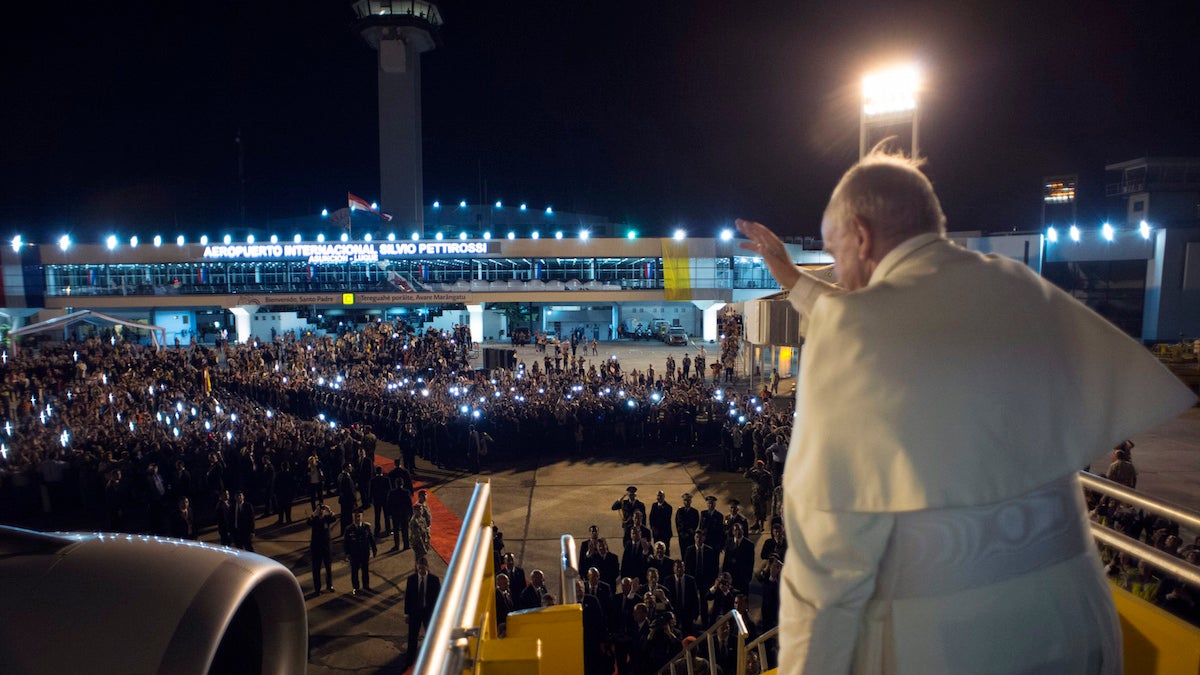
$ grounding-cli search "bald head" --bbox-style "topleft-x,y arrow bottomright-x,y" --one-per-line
824,151 -> 946,260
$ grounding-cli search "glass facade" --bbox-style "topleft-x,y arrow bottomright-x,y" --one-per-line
37,255 -> 775,297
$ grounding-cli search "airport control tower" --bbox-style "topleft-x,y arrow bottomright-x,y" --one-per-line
352,0 -> 442,236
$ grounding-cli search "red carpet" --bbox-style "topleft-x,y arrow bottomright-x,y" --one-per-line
373,455 -> 463,564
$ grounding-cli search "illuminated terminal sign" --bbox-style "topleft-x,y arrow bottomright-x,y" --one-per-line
202,241 -> 490,264
1043,175 -> 1077,204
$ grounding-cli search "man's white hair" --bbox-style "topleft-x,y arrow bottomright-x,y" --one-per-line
824,150 -> 946,250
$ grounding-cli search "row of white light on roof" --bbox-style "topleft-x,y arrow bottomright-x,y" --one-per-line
1046,221 -> 1153,243
323,202 -> 555,215
435,201 -> 554,214
14,228 -> 739,252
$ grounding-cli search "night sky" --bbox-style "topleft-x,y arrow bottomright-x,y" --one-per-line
2,1 -> 1198,243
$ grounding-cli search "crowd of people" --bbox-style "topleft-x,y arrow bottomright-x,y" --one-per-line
489,484 -> 785,675
0,316 -> 779,536
0,318 -> 791,670
1089,441 -> 1200,623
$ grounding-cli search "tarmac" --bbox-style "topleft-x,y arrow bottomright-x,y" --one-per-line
201,340 -> 1200,674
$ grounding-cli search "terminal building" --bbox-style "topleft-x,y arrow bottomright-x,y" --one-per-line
0,212 -> 830,347
1,156 -> 1198,349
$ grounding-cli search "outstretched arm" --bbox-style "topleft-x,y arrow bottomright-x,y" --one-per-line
735,219 -> 841,315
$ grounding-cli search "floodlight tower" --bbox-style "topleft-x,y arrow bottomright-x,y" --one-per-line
352,0 -> 443,237
860,64 -> 921,159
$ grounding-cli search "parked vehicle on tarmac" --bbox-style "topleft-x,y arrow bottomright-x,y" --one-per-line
666,327 -> 688,346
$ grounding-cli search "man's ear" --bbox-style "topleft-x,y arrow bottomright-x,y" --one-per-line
851,217 -> 873,261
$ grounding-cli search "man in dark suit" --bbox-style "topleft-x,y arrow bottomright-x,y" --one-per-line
169,496 -> 197,540
386,478 -> 413,552
648,490 -> 674,555
721,522 -> 755,594
405,556 -> 442,666
387,457 -> 412,493
577,580 -> 612,675
674,492 -> 700,558
344,509 -> 377,594
579,524 -> 601,563
758,556 -> 783,631
307,501 -> 337,594
518,569 -> 548,610
646,540 -> 674,581
583,567 -> 614,614
620,527 -> 650,583
337,463 -> 357,536
583,538 -> 620,589
683,530 -> 718,625
501,552 -> 527,596
699,495 -> 725,552
231,490 -> 256,552
369,466 -> 392,537
666,559 -> 701,634
274,460 -> 297,525
495,572 -> 515,629
215,489 -> 234,546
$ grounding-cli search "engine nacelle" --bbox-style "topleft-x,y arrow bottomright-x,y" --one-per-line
0,525 -> 307,674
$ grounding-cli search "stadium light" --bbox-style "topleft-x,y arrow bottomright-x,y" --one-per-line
673,229 -> 686,241
861,62 -> 921,158
1140,220 -> 1152,239
1102,223 -> 1114,242
1046,227 -> 1058,243
1069,225 -> 1080,242
106,235 -> 117,250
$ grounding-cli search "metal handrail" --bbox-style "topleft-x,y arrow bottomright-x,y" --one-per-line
743,626 -> 779,674
656,610 -> 749,675
1091,523 -> 1200,588
1081,470 -> 1200,589
561,534 -> 579,605
1079,470 -> 1200,533
414,481 -> 492,675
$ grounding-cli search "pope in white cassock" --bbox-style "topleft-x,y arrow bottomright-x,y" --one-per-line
737,152 -> 1195,674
